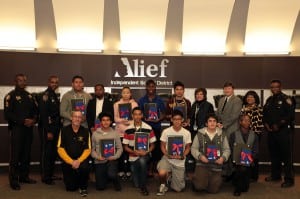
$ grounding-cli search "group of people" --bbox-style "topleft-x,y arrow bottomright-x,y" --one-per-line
4,74 -> 295,197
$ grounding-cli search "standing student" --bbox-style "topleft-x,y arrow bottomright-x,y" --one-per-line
138,79 -> 165,176
166,81 -> 191,128
123,107 -> 156,195
156,110 -> 192,196
60,75 -> 92,128
114,86 -> 138,179
91,112 -> 122,191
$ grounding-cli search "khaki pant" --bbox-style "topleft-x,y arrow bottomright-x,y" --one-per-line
157,157 -> 185,192
192,166 -> 222,193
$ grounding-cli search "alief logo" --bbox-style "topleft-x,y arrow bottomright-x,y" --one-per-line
114,57 -> 169,78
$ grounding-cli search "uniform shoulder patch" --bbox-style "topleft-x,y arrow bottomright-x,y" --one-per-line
5,95 -> 10,101
5,95 -> 10,107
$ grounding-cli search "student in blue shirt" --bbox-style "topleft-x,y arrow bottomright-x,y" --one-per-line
138,79 -> 166,176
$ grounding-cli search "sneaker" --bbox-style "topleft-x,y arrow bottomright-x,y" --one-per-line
79,189 -> 88,197
265,176 -> 281,182
157,184 -> 168,196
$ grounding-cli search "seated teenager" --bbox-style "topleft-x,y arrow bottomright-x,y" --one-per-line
57,111 -> 91,197
91,112 -> 123,191
191,113 -> 230,194
123,107 -> 156,196
229,114 -> 259,196
156,110 -> 192,196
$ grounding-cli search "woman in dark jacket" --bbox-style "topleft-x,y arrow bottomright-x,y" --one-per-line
190,88 -> 215,139
186,88 -> 214,176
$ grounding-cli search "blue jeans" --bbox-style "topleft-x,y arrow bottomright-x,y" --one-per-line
130,155 -> 150,188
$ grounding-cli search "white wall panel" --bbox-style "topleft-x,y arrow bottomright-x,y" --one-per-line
53,0 -> 104,52
119,0 -> 168,53
182,0 -> 235,54
0,0 -> 35,50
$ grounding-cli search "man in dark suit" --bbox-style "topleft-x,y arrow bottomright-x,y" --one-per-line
86,84 -> 114,133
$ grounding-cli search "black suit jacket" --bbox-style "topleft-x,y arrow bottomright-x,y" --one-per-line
86,97 -> 114,131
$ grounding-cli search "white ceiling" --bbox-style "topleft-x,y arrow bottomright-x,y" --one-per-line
0,0 -> 299,56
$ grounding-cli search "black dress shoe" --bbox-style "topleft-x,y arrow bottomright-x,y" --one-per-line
233,190 -> 241,196
140,187 -> 149,196
10,183 -> 21,190
265,176 -> 281,182
281,181 -> 294,188
114,182 -> 122,191
43,179 -> 55,185
19,178 -> 37,184
51,175 -> 62,181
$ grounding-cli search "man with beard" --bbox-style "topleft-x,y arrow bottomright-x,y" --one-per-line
86,84 -> 114,133
38,75 -> 60,185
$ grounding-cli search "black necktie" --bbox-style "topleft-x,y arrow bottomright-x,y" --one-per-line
221,97 -> 227,112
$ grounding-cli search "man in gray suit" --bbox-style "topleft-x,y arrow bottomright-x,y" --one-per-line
216,82 -> 242,138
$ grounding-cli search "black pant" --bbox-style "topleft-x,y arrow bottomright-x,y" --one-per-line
185,129 -> 197,173
251,134 -> 261,181
232,165 -> 251,192
9,125 -> 33,184
267,127 -> 294,183
95,161 -> 119,190
39,127 -> 59,181
61,163 -> 89,191
151,127 -> 163,162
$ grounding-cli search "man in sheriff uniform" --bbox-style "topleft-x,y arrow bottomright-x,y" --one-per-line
4,74 -> 38,190
263,79 -> 294,188
38,75 -> 60,185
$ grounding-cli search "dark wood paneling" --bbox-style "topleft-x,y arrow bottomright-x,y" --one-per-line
1,52 -> 300,88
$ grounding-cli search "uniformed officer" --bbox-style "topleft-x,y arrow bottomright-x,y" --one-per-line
4,74 -> 38,190
38,75 -> 60,185
263,79 -> 294,188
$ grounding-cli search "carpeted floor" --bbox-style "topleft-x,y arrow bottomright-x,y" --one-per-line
0,168 -> 299,199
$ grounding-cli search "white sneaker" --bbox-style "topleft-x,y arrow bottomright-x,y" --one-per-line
157,184 -> 168,196
79,189 -> 88,197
